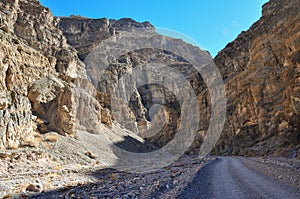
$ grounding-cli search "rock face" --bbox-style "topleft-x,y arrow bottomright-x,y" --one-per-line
213,0 -> 300,157
0,0 -> 156,150
59,16 -> 214,151
0,0 -> 55,148
1,0 -> 86,78
0,0 -> 106,148
95,47 -> 210,148
57,17 -> 159,136
58,17 -> 155,60
53,0 -> 300,157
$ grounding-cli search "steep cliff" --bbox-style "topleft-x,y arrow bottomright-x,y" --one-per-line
213,0 -> 300,157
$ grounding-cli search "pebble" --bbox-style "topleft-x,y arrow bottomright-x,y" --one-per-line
25,183 -> 43,193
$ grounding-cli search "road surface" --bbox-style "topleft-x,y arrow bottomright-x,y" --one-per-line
178,157 -> 300,199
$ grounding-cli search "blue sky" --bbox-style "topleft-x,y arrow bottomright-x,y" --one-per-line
40,0 -> 268,57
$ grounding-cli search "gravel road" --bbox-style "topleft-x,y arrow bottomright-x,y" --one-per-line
178,157 -> 300,199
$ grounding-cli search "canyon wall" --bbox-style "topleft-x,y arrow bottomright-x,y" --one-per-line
213,0 -> 300,157
58,16 -> 216,152
0,0 -> 109,148
59,0 -> 299,157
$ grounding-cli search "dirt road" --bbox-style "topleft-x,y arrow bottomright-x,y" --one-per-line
178,157 -> 300,199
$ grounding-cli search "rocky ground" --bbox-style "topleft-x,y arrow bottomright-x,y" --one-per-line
239,156 -> 300,189
0,141 -> 208,199
1,141 -> 299,199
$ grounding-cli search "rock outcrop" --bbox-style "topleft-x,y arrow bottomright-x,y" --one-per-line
213,0 -> 300,157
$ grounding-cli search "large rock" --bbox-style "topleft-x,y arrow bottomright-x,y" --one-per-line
28,75 -> 74,136
28,75 -> 115,137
